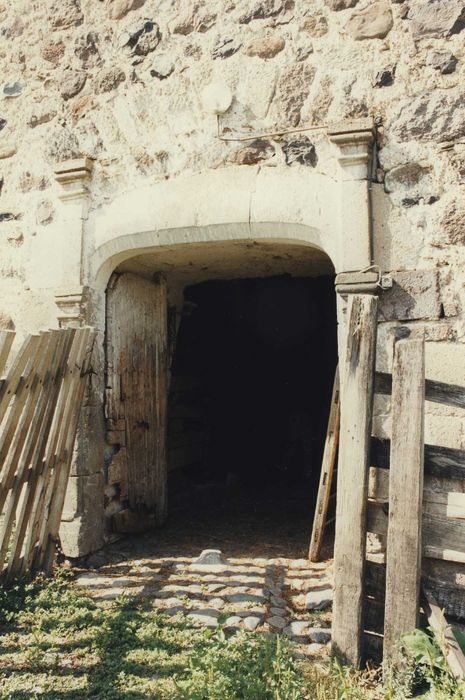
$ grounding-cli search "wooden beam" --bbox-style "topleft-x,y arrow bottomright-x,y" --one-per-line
332,294 -> 378,667
309,366 -> 340,562
375,371 -> 465,410
371,438 -> 465,481
423,587 -> 465,681
384,339 -> 425,661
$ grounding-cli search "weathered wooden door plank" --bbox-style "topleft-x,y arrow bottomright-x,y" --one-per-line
332,294 -> 378,667
106,273 -> 168,524
383,339 -> 425,661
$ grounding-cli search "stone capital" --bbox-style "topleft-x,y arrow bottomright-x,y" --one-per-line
54,157 -> 93,205
328,119 -> 375,181
335,270 -> 380,296
55,286 -> 89,328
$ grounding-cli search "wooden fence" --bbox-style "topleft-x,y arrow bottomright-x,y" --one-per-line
331,294 -> 465,671
0,327 -> 95,583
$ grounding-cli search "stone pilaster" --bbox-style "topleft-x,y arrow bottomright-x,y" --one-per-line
328,119 -> 375,274
53,157 -> 93,293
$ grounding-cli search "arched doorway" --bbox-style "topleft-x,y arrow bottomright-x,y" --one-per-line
103,240 -> 337,558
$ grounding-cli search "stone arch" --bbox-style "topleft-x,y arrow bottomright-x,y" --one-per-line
59,124 -> 376,556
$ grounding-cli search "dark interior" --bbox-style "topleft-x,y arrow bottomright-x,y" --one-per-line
167,274 -> 337,553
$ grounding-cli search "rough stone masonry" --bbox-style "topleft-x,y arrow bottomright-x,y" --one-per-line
0,0 -> 465,555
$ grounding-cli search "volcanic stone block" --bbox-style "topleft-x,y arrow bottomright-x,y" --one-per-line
379,270 -> 441,321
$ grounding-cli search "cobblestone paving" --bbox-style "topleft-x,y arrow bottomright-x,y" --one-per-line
72,492 -> 334,658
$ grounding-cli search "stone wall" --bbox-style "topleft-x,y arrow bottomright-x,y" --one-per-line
1,0 -> 464,321
1,0 -> 465,554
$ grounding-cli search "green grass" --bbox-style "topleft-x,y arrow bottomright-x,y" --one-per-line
0,572 -> 464,699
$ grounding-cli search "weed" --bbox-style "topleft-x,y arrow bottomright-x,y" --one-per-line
1,574 -> 465,700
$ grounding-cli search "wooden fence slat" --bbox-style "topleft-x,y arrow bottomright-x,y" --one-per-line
383,339 -> 425,661
0,335 -> 52,517
0,336 -> 45,490
21,330 -> 81,570
38,329 -> 95,572
1,331 -> 69,577
371,438 -> 465,481
0,333 -> 60,572
0,335 -> 39,428
332,294 -> 378,667
0,331 -> 14,377
423,587 -> 465,681
376,371 -> 465,410
0,327 -> 94,582
309,365 -> 340,562
23,329 -> 84,571
8,331 -> 76,579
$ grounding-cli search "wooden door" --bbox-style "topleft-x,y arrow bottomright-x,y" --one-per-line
106,272 -> 168,524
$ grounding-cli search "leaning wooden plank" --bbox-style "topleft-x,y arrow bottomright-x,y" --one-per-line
309,365 -> 340,562
384,339 -> 425,662
0,332 -> 62,575
38,330 -> 95,572
1,332 -> 68,579
376,371 -> 465,411
0,335 -> 38,428
21,329 -> 81,571
0,336 -> 44,487
31,329 -> 91,570
0,331 -> 15,379
371,438 -> 465,481
18,331 -> 77,576
0,335 -> 51,514
332,294 -> 378,667
40,330 -> 94,573
423,587 -> 465,681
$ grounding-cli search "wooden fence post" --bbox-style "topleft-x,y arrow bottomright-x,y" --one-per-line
384,338 -> 425,661
332,294 -> 378,667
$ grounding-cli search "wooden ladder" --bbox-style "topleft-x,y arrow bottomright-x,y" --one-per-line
308,365 -> 340,562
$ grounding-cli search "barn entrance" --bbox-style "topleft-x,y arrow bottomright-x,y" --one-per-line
104,241 -> 338,558
167,274 -> 337,558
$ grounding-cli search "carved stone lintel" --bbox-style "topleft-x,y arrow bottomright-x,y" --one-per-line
328,119 -> 375,181
54,157 -> 93,203
55,287 -> 89,328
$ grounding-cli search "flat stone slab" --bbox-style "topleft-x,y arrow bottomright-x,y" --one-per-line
271,595 -> 287,607
187,609 -> 220,627
308,627 -> 331,644
236,608 -> 265,618
243,616 -> 261,631
76,574 -> 114,588
270,607 -> 287,616
225,615 -> 242,627
284,620 -> 310,637
305,588 -> 333,611
267,615 -> 287,629
227,592 -> 267,605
